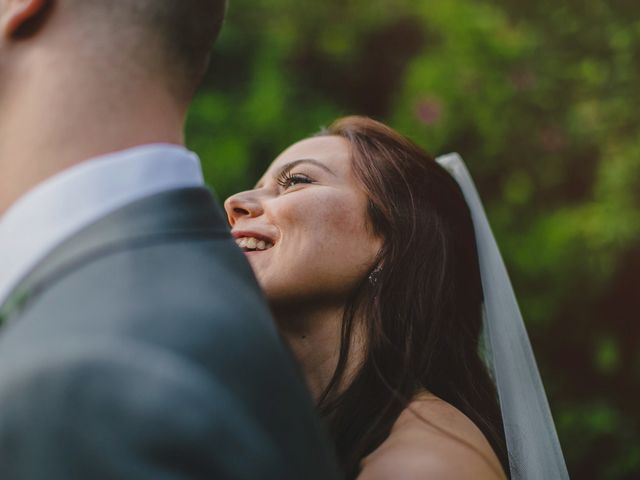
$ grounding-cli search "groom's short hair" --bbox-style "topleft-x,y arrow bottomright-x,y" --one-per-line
67,0 -> 227,99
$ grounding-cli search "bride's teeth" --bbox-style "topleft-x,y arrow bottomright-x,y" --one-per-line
235,236 -> 274,251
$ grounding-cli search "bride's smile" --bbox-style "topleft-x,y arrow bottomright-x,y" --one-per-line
226,135 -> 382,307
232,232 -> 276,252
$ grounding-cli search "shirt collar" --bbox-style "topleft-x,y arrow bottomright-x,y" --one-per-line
0,143 -> 205,306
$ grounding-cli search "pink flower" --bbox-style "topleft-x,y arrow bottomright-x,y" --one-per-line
415,98 -> 444,125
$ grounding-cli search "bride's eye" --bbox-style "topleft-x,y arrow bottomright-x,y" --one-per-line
277,172 -> 313,190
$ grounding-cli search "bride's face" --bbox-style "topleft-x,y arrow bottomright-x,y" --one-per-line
225,136 -> 382,307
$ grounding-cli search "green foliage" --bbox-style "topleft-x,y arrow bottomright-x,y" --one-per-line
186,0 -> 640,477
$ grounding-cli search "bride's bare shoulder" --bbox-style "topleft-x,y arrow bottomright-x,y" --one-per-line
358,392 -> 507,480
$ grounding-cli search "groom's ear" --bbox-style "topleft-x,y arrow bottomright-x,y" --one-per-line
1,0 -> 51,39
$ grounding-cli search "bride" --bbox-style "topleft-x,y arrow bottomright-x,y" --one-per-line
225,116 -> 568,479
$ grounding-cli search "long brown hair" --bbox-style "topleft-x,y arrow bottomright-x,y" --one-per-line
315,116 -> 509,478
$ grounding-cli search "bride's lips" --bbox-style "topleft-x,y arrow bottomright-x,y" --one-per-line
231,230 -> 277,255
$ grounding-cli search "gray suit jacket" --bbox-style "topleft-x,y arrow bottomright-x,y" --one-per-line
0,187 -> 341,479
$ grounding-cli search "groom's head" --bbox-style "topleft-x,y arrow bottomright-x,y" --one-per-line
0,0 -> 227,100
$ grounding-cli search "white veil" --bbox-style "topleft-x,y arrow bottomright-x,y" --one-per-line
436,154 -> 570,480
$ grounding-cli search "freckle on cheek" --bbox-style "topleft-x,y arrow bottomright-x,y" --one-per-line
333,211 -> 362,232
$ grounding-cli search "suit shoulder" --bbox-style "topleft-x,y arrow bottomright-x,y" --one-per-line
0,337 -> 290,478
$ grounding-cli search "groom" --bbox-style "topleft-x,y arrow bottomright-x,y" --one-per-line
0,1 -> 339,478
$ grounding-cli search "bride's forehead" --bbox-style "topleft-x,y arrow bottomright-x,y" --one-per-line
270,136 -> 352,170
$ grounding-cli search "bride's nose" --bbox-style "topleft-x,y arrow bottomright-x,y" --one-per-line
224,191 -> 264,226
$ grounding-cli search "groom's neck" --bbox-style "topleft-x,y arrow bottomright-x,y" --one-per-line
0,53 -> 187,216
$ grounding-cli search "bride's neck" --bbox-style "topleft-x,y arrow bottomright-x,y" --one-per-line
273,302 -> 364,402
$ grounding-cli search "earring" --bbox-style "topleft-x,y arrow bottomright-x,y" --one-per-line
368,266 -> 382,286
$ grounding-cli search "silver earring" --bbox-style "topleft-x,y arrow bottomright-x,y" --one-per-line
368,266 -> 382,286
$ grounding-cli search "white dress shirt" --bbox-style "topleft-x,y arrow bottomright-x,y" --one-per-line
0,143 -> 205,307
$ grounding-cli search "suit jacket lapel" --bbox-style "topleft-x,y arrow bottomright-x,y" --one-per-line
0,187 -> 230,325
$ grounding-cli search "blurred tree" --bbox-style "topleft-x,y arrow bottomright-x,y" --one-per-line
186,0 -> 640,477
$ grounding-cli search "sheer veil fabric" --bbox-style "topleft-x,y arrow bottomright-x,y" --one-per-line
436,154 -> 570,479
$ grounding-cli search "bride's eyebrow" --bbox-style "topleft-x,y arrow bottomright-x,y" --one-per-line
254,158 -> 336,188
277,159 -> 336,178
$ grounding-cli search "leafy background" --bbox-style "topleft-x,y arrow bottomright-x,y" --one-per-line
186,1 -> 640,478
